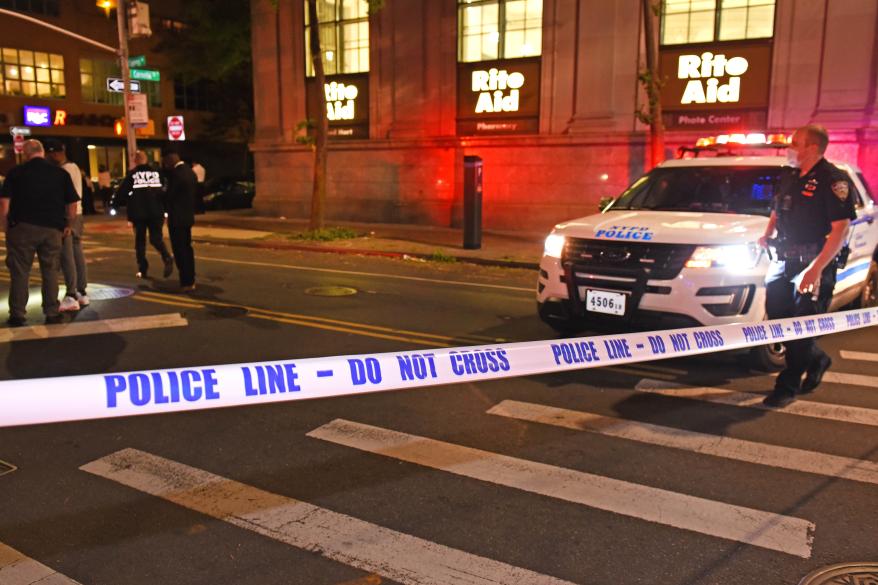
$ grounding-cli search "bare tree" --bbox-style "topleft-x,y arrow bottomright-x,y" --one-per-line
638,0 -> 665,169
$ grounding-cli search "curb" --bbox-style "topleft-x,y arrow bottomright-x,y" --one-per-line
192,237 -> 540,270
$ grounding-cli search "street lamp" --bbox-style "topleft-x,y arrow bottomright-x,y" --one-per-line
96,0 -> 117,17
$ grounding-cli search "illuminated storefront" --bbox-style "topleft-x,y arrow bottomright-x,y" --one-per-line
251,0 -> 878,231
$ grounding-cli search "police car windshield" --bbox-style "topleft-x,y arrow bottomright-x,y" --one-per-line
611,167 -> 783,216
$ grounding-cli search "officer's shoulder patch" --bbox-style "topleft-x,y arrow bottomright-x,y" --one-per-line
831,180 -> 849,201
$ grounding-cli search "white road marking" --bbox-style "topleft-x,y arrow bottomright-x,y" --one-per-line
821,371 -> 878,387
635,378 -> 878,427
0,542 -> 83,584
488,400 -> 878,486
307,419 -> 815,558
0,313 -> 187,343
840,350 -> 878,363
82,448 -> 576,585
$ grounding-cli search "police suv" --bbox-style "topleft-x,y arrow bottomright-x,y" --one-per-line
537,140 -> 878,368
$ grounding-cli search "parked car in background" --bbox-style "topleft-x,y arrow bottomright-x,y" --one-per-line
202,177 -> 255,211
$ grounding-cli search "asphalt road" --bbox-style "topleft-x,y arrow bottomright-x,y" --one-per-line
0,225 -> 876,585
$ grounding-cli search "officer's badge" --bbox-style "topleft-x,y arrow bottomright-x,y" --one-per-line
832,181 -> 850,201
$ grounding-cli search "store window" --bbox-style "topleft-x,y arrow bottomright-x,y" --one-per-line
458,0 -> 542,63
80,58 -> 161,107
304,0 -> 369,76
661,0 -> 775,45
0,48 -> 64,98
0,0 -> 60,17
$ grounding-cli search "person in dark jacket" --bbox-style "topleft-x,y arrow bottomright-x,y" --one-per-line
0,139 -> 79,326
161,145 -> 197,292
117,151 -> 174,279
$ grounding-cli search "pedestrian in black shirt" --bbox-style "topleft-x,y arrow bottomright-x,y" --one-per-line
117,151 -> 174,279
162,146 -> 197,292
758,125 -> 856,407
0,139 -> 79,326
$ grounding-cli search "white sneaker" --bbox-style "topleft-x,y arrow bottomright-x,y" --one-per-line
59,295 -> 80,312
75,292 -> 90,307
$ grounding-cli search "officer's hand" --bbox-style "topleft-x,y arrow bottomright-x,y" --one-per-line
758,235 -> 770,249
798,267 -> 822,296
62,227 -> 72,239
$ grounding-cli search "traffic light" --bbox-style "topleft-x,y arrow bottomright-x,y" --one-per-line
114,118 -> 124,136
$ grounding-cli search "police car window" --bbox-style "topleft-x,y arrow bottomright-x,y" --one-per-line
612,167 -> 780,216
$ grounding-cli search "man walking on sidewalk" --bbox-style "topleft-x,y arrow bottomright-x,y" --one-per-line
46,140 -> 89,312
162,146 -> 197,292
0,139 -> 79,326
117,151 -> 174,279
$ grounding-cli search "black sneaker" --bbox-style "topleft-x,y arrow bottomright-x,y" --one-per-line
163,257 -> 174,278
6,316 -> 26,328
800,355 -> 832,395
763,389 -> 797,408
45,314 -> 64,325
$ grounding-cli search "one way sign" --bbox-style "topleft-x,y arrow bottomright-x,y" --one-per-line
106,78 -> 141,93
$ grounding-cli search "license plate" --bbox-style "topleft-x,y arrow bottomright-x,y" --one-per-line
584,289 -> 626,316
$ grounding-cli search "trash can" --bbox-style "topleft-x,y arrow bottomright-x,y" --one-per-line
463,155 -> 483,250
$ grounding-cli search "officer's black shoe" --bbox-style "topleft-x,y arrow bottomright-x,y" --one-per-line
163,256 -> 174,278
44,314 -> 64,325
763,389 -> 797,408
6,316 -> 25,328
800,355 -> 832,395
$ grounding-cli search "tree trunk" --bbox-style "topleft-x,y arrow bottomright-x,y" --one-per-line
307,0 -> 328,230
642,0 -> 665,169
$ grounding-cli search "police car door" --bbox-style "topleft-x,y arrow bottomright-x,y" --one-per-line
835,165 -> 877,295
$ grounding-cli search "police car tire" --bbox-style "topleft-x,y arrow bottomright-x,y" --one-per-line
748,343 -> 785,372
858,260 -> 878,308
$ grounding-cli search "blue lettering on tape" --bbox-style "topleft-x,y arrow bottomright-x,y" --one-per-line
449,348 -> 510,376
603,338 -> 632,360
349,358 -> 382,386
668,333 -> 691,352
648,335 -> 666,354
105,369 -> 219,408
397,353 -> 438,381
243,363 -> 301,396
693,330 -> 724,349
551,341 -> 600,365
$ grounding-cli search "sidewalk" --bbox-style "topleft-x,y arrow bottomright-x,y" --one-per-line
86,210 -> 547,269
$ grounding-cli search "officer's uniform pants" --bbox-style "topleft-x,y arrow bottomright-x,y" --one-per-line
765,259 -> 837,392
5,222 -> 63,319
60,215 -> 87,296
133,218 -> 172,275
169,224 -> 195,287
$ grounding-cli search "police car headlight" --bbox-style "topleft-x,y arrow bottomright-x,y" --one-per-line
544,234 -> 566,259
109,208 -> 117,217
686,244 -> 761,271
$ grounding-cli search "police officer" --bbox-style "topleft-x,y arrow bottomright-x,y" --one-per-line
758,124 -> 856,407
117,151 -> 174,279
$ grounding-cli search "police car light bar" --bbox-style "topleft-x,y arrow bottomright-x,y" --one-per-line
682,132 -> 791,158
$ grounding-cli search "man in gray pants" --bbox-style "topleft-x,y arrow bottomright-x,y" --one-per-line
46,140 -> 89,311
0,140 -> 79,326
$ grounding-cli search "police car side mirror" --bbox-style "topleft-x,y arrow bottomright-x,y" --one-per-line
599,196 -> 615,212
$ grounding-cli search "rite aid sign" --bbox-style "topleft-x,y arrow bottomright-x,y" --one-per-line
167,115 -> 185,141
659,42 -> 771,111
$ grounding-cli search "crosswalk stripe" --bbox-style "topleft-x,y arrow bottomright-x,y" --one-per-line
307,419 -> 814,558
636,378 -> 878,428
840,350 -> 878,363
488,400 -> 878,486
81,448 -> 575,585
821,371 -> 878,387
0,541 -> 83,584
0,313 -> 187,343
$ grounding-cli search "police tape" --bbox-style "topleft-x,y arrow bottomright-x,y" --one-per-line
1,306 -> 877,428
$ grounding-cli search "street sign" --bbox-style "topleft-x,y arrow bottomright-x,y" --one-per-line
128,55 -> 146,68
9,126 -> 31,137
130,68 -> 160,82
13,134 -> 24,154
127,93 -> 149,126
106,77 -> 141,93
167,115 -> 186,141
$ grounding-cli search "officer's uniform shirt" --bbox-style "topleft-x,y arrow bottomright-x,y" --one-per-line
774,157 -> 856,246
118,163 -> 165,222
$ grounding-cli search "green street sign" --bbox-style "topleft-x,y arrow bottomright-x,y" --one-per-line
128,55 -> 146,68
130,68 -> 160,82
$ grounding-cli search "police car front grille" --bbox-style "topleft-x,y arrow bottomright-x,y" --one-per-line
563,238 -> 696,280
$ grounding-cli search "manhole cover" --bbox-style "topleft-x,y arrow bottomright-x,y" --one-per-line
0,459 -> 17,478
799,563 -> 878,585
305,286 -> 358,297
86,285 -> 135,301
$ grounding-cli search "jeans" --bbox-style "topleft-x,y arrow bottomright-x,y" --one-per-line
133,218 -> 172,275
5,222 -> 62,319
60,214 -> 87,296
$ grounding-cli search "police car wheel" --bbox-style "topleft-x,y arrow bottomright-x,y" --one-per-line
749,343 -> 785,371
859,260 -> 878,308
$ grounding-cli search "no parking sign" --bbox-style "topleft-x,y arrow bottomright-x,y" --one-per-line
167,115 -> 185,141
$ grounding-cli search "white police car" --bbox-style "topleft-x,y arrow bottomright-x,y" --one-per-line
537,143 -> 878,368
